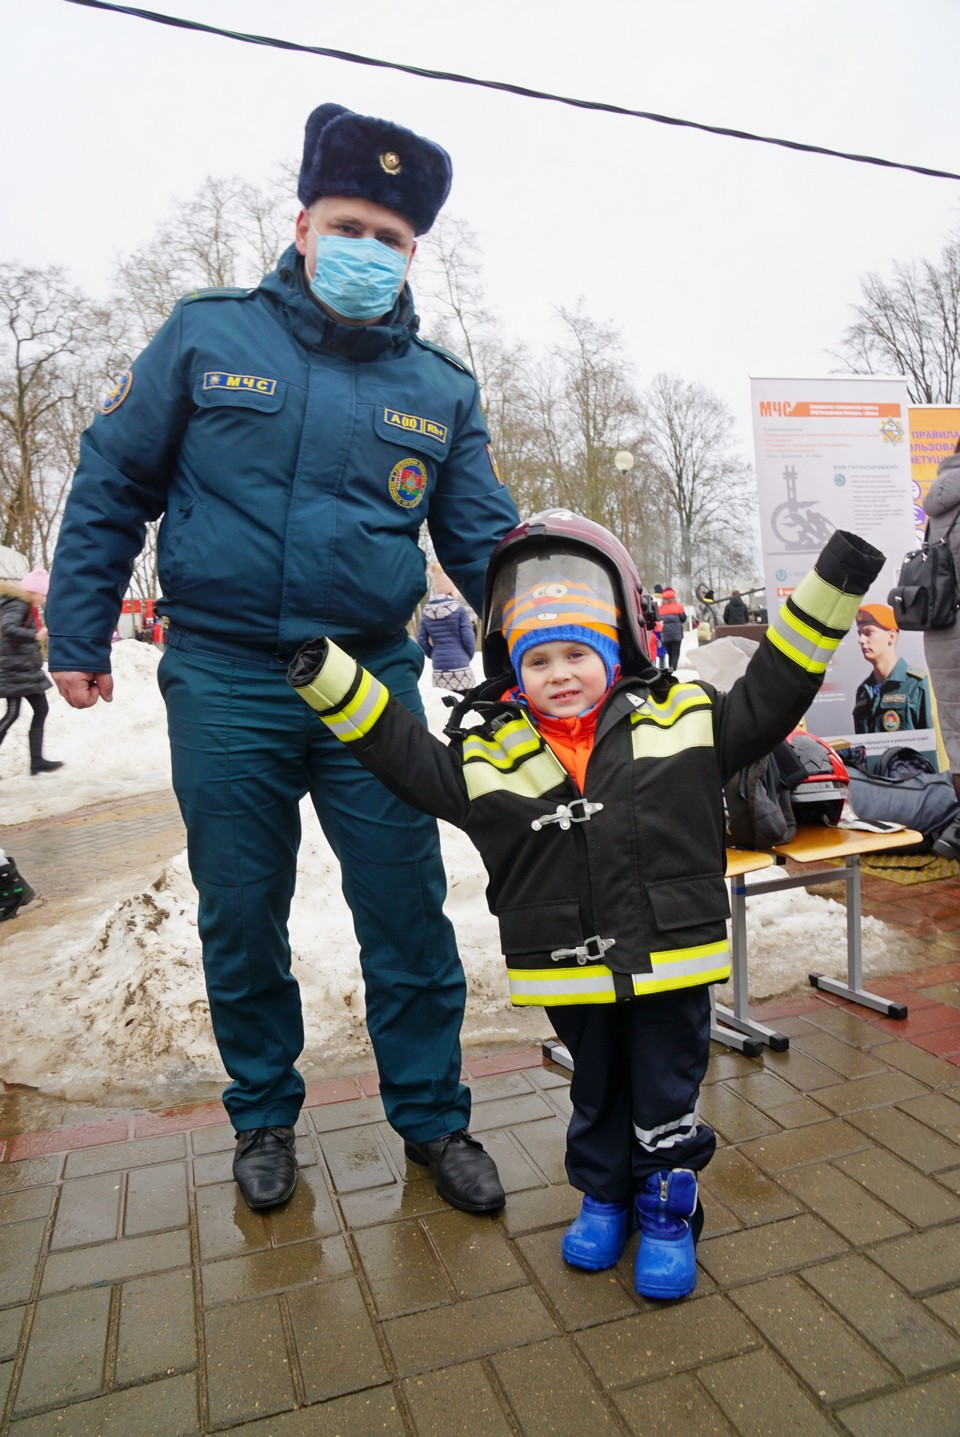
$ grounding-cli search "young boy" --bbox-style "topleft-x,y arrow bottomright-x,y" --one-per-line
288,510 -> 883,1299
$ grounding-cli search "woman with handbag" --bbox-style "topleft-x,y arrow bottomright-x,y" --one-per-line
923,437 -> 960,851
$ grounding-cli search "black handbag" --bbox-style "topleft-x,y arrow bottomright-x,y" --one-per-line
888,510 -> 960,631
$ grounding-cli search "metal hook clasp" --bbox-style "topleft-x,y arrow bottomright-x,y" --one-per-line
531,798 -> 604,832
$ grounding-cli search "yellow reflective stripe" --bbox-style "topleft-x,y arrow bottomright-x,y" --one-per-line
632,707 -> 713,759
506,940 -> 731,1005
507,965 -> 618,1005
293,641 -> 358,712
461,719 -> 542,769
322,667 -> 388,743
767,571 -> 862,675
464,746 -> 566,800
634,940 -> 730,991
640,683 -> 712,725
793,570 -> 863,633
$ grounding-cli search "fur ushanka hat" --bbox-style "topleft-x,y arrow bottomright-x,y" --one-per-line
297,103 -> 452,236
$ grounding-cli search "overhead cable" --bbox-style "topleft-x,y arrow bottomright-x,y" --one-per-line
62,0 -> 960,184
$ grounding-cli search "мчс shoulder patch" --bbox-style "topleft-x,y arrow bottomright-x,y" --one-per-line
203,372 -> 278,395
100,369 -> 133,415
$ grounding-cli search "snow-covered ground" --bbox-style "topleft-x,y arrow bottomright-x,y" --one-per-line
0,635 -> 904,1104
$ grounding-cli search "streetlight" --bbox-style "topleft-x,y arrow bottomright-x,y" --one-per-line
614,450 -> 635,552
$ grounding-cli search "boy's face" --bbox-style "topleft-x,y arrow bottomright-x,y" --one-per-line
520,640 -> 609,716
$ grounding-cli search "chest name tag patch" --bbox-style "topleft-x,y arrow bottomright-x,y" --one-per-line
100,369 -> 133,415
389,457 -> 429,508
383,408 -> 448,445
203,371 -> 277,395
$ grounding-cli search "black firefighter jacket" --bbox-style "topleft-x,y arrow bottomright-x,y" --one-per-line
290,532 -> 883,1008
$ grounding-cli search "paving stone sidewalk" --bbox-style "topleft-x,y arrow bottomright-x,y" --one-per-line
4,796 -> 960,1433
3,983 -> 960,1436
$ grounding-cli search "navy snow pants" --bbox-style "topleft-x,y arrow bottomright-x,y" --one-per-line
159,631 -> 471,1139
549,988 -> 716,1203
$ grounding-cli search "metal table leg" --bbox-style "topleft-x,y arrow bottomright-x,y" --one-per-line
808,856 -> 908,1018
711,878 -> 789,1053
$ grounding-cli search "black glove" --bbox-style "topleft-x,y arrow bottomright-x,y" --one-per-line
817,531 -> 886,594
286,636 -> 329,689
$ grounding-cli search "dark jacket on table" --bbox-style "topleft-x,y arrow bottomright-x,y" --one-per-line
723,595 -> 750,625
416,595 -> 475,670
291,531 -> 882,1008
0,585 -> 51,699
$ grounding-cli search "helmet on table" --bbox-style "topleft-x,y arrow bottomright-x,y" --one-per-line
786,730 -> 849,827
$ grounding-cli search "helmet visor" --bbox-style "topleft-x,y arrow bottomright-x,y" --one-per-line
485,542 -> 620,651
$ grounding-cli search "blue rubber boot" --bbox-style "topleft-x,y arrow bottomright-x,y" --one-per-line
562,1195 -> 632,1271
635,1169 -> 698,1299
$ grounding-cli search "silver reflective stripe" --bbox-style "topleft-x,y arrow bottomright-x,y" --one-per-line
322,668 -> 388,742
508,972 -> 617,997
633,1108 -> 699,1152
632,947 -> 730,991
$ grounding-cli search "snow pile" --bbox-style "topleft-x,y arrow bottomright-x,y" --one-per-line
0,638 -> 904,1102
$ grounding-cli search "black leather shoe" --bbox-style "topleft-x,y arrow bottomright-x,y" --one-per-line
233,1126 -> 298,1210
404,1129 -> 505,1213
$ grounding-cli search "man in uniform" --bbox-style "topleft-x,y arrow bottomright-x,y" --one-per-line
852,603 -> 932,736
46,103 -> 519,1215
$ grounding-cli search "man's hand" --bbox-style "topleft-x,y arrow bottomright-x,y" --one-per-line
51,671 -> 114,708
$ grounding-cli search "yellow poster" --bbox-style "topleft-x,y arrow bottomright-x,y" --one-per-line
908,405 -> 960,542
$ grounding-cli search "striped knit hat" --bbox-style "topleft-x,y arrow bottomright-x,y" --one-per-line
502,577 -> 620,686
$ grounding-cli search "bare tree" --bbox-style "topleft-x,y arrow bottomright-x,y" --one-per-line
113,171 -> 296,349
417,217 -> 548,515
537,305 -> 642,532
0,264 -> 119,565
833,230 -> 960,403
639,373 -> 757,597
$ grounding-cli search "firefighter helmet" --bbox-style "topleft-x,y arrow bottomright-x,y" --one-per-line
482,509 -> 657,678
786,730 -> 849,827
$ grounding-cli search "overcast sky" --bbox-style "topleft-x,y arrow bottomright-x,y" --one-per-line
5,0 -> 960,461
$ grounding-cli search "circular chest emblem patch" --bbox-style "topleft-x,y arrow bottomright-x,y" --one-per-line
882,709 -> 901,731
389,457 -> 428,508
100,368 -> 133,415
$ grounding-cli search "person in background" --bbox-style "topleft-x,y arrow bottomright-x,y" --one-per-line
0,850 -> 35,920
695,589 -> 716,644
921,437 -> 960,856
45,102 -> 518,1217
417,566 -> 476,692
722,589 -> 750,625
288,510 -> 884,1300
852,604 -> 932,737
0,567 -> 63,776
657,586 -> 686,670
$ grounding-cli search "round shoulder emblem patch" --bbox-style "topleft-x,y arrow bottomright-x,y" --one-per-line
389,457 -> 428,509
100,369 -> 134,415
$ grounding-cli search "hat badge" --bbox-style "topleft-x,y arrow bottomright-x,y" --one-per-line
379,150 -> 402,175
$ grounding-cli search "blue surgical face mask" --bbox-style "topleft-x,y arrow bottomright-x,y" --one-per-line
308,230 -> 409,321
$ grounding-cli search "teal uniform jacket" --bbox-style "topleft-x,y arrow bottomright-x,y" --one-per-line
852,656 -> 932,735
47,245 -> 518,670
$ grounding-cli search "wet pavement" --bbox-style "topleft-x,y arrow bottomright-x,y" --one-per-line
2,798 -> 960,1433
